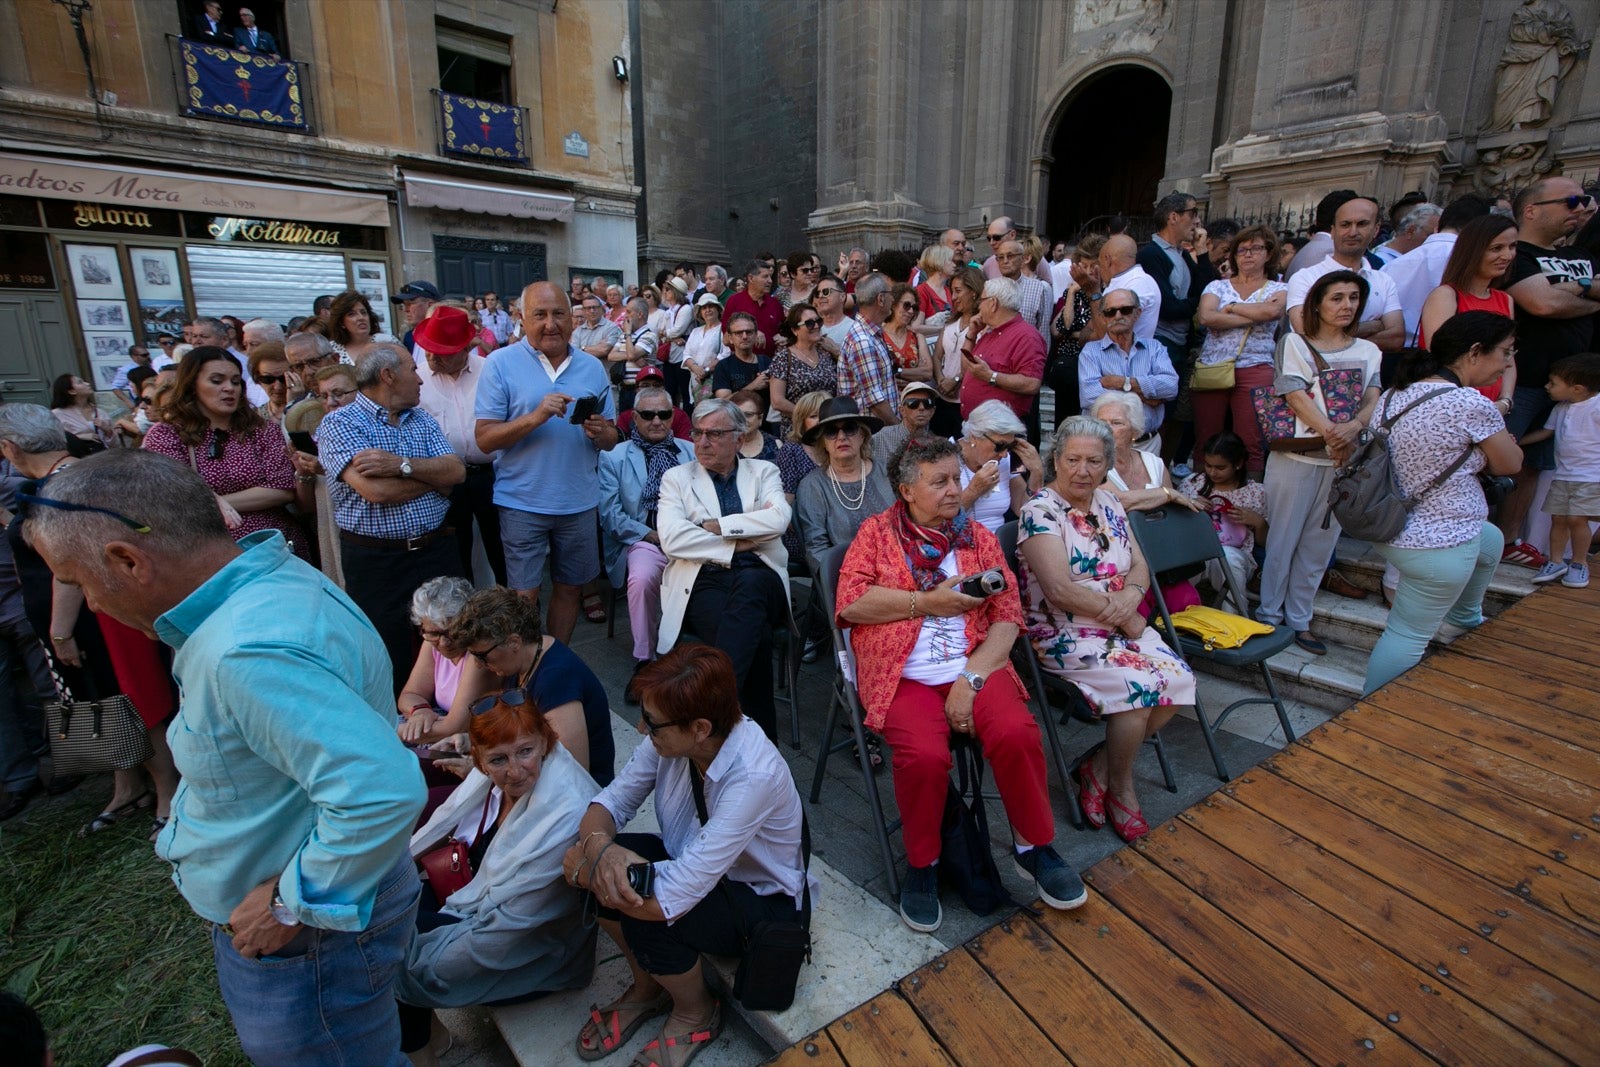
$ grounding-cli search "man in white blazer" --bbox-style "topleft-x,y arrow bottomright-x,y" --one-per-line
598,385 -> 696,688
656,397 -> 791,738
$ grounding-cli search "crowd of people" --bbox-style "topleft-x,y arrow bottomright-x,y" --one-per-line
2,174 -> 1598,1066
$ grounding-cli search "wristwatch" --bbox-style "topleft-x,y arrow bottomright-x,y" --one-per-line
958,669 -> 986,692
269,889 -> 298,926
989,370 -> 999,385
399,458 -> 414,478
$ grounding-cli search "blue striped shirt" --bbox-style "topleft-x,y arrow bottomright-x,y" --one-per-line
316,392 -> 455,538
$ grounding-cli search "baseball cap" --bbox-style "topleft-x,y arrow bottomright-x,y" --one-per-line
899,381 -> 938,402
390,281 -> 442,304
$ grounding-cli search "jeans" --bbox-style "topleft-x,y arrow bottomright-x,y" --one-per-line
1363,523 -> 1504,695
212,854 -> 420,1067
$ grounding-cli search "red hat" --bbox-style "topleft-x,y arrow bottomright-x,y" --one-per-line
636,366 -> 666,383
413,306 -> 475,355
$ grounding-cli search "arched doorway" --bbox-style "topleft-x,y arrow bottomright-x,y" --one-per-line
1045,66 -> 1172,242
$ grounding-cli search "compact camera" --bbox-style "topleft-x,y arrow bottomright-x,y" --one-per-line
957,569 -> 1007,599
626,861 -> 655,898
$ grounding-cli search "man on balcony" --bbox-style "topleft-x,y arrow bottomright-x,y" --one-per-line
233,9 -> 278,58
191,1 -> 233,45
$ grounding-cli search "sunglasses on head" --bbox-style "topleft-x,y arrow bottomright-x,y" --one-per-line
470,686 -> 529,717
16,479 -> 152,533
1103,305 -> 1138,317
903,397 -> 936,410
634,409 -> 673,421
1532,194 -> 1595,210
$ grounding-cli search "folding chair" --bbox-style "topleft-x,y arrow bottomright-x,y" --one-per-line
1127,505 -> 1298,782
997,521 -> 1176,829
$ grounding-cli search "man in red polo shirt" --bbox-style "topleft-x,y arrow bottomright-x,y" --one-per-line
723,258 -> 784,354
958,277 -> 1045,420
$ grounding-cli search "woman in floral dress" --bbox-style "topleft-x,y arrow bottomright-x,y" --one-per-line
1016,415 -> 1195,842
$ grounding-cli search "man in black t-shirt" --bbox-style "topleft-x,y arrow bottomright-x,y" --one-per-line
712,312 -> 772,398
1502,176 -> 1600,564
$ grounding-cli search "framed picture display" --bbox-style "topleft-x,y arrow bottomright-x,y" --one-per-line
77,298 -> 131,332
84,329 -> 136,389
64,244 -> 125,300
128,247 -> 184,302
351,259 -> 388,310
139,301 -> 188,340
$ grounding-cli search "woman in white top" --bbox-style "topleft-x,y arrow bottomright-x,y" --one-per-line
1257,270 -> 1383,655
683,294 -> 730,405
658,276 -> 695,408
1089,391 -> 1202,514
1192,224 -> 1289,475
1363,313 -> 1520,694
932,266 -> 987,437
955,400 -> 1041,532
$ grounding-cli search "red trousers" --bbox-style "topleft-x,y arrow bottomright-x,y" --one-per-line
878,667 -> 1054,868
1191,362 -> 1275,473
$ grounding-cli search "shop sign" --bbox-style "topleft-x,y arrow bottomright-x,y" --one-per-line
182,213 -> 386,250
41,200 -> 183,236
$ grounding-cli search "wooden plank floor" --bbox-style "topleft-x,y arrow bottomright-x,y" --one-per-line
769,581 -> 1600,1067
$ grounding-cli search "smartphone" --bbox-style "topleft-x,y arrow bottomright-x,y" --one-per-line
569,395 -> 601,425
289,430 -> 317,455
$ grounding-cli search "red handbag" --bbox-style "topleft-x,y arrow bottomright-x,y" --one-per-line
416,791 -> 493,899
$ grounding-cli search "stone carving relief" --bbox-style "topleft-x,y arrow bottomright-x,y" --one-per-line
1477,139 -> 1557,194
1071,0 -> 1170,58
1485,0 -> 1587,133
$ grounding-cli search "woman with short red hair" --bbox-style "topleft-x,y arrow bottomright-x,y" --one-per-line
563,644 -> 809,1065
399,689 -> 600,1065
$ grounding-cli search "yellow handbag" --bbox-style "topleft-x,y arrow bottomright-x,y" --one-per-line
1159,605 -> 1274,650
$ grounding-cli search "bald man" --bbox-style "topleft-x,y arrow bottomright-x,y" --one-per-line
1096,235 -> 1161,347
982,215 -> 1052,289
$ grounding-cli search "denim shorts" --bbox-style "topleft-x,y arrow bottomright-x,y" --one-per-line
499,506 -> 602,590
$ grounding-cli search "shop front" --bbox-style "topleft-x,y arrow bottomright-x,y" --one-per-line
0,151 -> 393,400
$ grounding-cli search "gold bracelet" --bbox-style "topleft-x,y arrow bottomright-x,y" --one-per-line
909,590 -> 918,617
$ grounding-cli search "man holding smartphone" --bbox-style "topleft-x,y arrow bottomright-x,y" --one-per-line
476,281 -> 620,643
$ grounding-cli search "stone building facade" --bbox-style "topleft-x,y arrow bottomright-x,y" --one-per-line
633,0 -> 1600,271
0,0 -> 637,403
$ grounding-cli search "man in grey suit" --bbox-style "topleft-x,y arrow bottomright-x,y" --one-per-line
597,385 -> 694,693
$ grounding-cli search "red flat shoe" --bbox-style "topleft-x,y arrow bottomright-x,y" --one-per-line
1074,756 -> 1107,829
1106,794 -> 1149,843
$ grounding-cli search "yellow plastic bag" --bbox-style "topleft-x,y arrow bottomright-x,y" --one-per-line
1160,605 -> 1274,650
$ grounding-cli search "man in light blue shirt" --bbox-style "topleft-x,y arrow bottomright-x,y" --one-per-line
1077,289 -> 1180,440
25,449 -> 424,1066
476,280 -> 620,642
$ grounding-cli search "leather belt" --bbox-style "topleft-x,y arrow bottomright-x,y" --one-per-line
340,526 -> 454,552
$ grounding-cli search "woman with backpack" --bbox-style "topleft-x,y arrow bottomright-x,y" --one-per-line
1361,312 -> 1522,694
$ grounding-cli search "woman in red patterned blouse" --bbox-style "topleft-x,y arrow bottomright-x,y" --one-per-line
836,436 -> 1084,933
142,346 -> 308,558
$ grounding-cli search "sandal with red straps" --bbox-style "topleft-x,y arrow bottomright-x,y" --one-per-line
1106,793 -> 1150,843
630,1001 -> 723,1067
576,991 -> 672,1061
1073,745 -> 1107,829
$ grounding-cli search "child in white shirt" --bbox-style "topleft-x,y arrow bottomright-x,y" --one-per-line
1523,354 -> 1600,587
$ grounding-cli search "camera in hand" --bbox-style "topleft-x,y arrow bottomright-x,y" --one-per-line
626,861 -> 655,898
957,569 -> 1007,599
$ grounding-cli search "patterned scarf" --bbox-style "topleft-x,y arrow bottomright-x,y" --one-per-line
631,420 -> 680,509
891,499 -> 976,591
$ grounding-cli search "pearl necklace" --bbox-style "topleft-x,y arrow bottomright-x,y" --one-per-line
828,464 -> 867,511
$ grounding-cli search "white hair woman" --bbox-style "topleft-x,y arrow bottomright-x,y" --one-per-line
1016,415 -> 1195,842
1088,391 -> 1202,514
397,576 -> 476,721
955,399 -> 1042,531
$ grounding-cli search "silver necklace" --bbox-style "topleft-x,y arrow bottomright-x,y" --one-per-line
828,464 -> 867,511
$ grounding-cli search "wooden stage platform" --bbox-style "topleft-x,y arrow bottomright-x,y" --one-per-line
769,580 -> 1600,1066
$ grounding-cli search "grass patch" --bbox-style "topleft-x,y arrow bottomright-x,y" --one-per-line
0,778 -> 245,1065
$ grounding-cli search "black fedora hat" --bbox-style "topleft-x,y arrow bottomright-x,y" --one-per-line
801,396 -> 883,444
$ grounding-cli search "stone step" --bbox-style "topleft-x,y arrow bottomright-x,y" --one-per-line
1190,638 -> 1369,715
489,707 -> 941,1065
1334,538 -> 1535,611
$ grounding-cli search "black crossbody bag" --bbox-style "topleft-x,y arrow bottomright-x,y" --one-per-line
689,762 -> 813,1011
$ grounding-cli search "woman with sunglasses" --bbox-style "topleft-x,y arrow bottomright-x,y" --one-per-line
0,403 -> 180,836
767,303 -> 837,438
780,250 -> 821,309
931,266 -> 987,438
564,644 -> 808,1064
883,283 -> 927,378
795,397 -> 892,574
955,400 -> 1042,533
399,688 -> 599,1067
1017,416 -> 1194,843
141,346 -> 307,558
112,377 -> 162,446
247,341 -> 293,425
399,586 -> 614,786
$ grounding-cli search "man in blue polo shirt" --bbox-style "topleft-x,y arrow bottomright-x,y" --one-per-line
476,280 -> 620,642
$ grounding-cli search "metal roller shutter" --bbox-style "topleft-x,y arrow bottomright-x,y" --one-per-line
186,245 -> 359,330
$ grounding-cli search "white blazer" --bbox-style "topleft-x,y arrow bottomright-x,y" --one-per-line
656,458 -> 791,653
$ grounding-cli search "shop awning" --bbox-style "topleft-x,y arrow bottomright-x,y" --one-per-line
402,172 -> 574,222
0,152 -> 390,228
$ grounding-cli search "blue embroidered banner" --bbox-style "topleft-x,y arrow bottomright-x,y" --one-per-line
438,92 -> 527,163
181,40 -> 306,130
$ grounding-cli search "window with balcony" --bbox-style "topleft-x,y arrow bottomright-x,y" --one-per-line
437,24 -> 512,104
433,23 -> 526,164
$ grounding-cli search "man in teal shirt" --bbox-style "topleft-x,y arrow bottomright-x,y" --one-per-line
25,449 -> 424,1066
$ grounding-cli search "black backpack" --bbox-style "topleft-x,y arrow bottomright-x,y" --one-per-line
1327,385 -> 1470,542
938,759 -> 1013,915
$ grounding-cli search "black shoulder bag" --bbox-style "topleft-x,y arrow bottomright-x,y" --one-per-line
690,761 -> 813,1011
